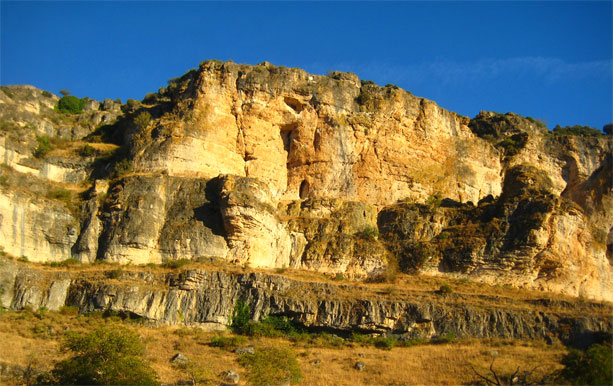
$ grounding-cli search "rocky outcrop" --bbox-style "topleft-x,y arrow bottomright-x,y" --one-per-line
93,175 -> 228,264
0,260 -> 610,348
219,175 -> 297,268
0,62 -> 611,302
0,188 -> 78,262
132,61 -> 502,204
281,197 -> 389,278
379,165 -> 613,301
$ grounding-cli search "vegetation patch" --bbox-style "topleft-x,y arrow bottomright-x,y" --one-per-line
162,258 -> 191,269
560,339 -> 612,385
553,124 -> 603,136
34,135 -> 55,158
57,95 -> 86,114
46,188 -> 72,202
238,347 -> 303,386
39,324 -> 159,385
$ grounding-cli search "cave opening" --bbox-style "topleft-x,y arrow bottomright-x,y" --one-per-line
299,180 -> 310,199
284,97 -> 305,113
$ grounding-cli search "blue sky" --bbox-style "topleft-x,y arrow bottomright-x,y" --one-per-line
1,1 -> 611,129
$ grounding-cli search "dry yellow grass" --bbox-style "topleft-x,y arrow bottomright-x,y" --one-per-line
0,309 -> 567,386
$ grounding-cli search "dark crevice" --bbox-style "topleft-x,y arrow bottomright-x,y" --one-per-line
284,97 -> 305,113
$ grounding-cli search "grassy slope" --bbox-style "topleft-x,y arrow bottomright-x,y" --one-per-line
0,308 -> 566,386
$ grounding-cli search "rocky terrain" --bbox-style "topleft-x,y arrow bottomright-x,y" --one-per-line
0,59 -> 611,314
0,258 -> 611,349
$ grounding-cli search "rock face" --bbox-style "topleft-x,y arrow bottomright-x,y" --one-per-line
219,175 -> 295,268
0,260 -> 611,348
0,62 -> 611,302
0,189 -> 78,262
91,175 -> 228,265
130,63 -> 502,204
379,165 -> 612,301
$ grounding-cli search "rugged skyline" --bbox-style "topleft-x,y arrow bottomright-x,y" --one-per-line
1,1 -> 612,130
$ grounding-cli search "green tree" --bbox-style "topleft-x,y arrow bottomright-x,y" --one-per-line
604,123 -> 612,135
230,299 -> 250,333
560,343 -> 612,385
46,324 -> 159,385
58,95 -> 85,114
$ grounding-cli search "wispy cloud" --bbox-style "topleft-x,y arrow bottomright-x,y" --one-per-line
312,57 -> 612,87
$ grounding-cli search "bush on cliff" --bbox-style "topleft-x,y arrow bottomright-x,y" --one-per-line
230,299 -> 250,333
57,95 -> 85,114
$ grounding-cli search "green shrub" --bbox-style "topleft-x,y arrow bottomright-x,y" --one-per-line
107,269 -> 123,279
143,93 -> 157,104
497,138 -> 519,153
261,315 -> 297,334
78,144 -> 97,157
58,95 -> 85,114
399,242 -> 436,272
332,273 -> 345,281
361,80 -> 376,86
1,86 -> 14,98
59,306 -> 79,316
209,335 -> 248,350
374,336 -> 397,350
426,193 -> 443,208
385,83 -> 400,89
525,116 -> 547,129
0,121 -> 19,131
313,332 -> 346,348
134,111 -> 151,130
230,299 -> 251,333
239,347 -> 303,386
553,124 -> 603,136
172,359 -> 211,386
433,331 -> 456,344
34,135 -> 55,158
42,90 -> 53,98
357,226 -> 379,240
242,321 -> 283,338
560,343 -> 612,385
46,258 -> 79,267
437,284 -> 453,295
44,324 -> 159,385
162,258 -> 190,269
126,99 -> 139,110
351,333 -> 375,346
113,159 -> 133,177
47,189 -> 72,202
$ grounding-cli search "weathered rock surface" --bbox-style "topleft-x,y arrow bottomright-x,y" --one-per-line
219,175 -> 295,268
0,62 -> 611,302
0,260 -> 610,348
0,188 -> 78,263
94,175 -> 228,264
132,61 -> 502,204
379,164 -> 613,301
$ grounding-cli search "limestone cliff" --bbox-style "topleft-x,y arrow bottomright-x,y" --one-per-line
0,61 -> 611,302
0,259 -> 611,348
